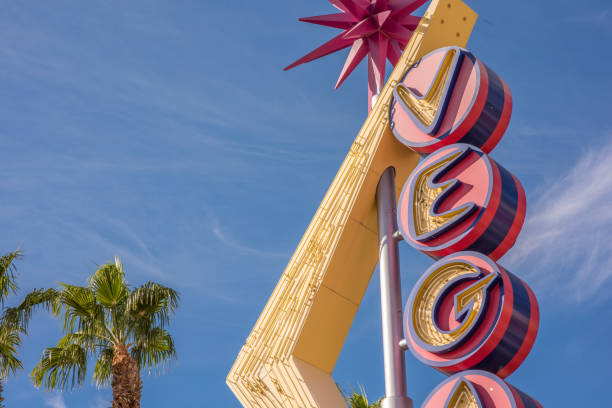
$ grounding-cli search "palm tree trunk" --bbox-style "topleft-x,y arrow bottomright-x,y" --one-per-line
0,380 -> 4,408
111,344 -> 142,408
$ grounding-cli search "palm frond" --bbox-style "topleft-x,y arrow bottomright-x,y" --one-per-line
56,332 -> 108,353
92,347 -> 114,387
0,250 -> 22,304
88,259 -> 128,309
2,288 -> 59,332
0,326 -> 23,380
131,327 -> 176,374
345,385 -> 382,408
126,282 -> 179,330
31,343 -> 87,390
56,284 -> 105,334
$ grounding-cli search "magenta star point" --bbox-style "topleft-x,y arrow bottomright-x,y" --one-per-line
285,0 -> 427,110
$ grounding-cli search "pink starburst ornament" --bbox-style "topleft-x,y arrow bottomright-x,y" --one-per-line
285,0 -> 427,111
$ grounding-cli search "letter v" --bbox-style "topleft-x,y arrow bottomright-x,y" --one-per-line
393,47 -> 465,134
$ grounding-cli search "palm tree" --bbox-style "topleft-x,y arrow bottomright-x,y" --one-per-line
28,257 -> 179,408
345,385 -> 382,408
0,250 -> 27,407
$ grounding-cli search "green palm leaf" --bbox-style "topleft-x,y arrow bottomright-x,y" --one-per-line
0,250 -> 21,304
30,256 -> 179,405
0,250 -> 27,385
345,385 -> 382,408
89,257 -> 127,308
131,327 -> 176,373
2,288 -> 59,332
32,344 -> 87,391
92,347 -> 114,387
0,327 -> 23,379
126,282 -> 179,329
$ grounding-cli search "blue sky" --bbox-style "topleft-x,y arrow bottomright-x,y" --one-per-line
0,0 -> 611,407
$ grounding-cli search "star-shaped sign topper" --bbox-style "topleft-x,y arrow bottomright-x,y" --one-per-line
285,0 -> 427,110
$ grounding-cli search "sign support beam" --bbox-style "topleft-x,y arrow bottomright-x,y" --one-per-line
377,167 -> 412,408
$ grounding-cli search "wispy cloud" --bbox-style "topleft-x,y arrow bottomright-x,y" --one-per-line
568,8 -> 610,26
76,221 -> 167,281
0,5 -> 350,149
506,134 -> 612,303
513,124 -> 585,139
44,394 -> 67,408
211,219 -> 289,259
558,6 -> 612,33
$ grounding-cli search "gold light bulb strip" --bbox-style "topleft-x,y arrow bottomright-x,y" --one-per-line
446,381 -> 481,408
395,49 -> 458,127
412,262 -> 493,347
227,2 -> 477,407
412,151 -> 470,236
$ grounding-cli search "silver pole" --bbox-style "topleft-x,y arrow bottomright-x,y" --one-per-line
376,167 -> 412,408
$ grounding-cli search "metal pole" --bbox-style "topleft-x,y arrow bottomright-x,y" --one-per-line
376,167 -> 412,408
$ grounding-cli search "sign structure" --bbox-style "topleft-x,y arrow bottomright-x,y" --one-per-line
421,371 -> 541,408
227,1 -> 541,407
396,143 -> 526,260
404,252 -> 538,379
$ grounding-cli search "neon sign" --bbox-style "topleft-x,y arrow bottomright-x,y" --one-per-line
404,252 -> 538,378
397,143 -> 526,260
390,46 -> 512,154
227,2 -> 542,407
422,371 -> 541,408
394,45 -> 540,405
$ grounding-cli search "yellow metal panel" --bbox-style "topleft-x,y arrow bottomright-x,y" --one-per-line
293,285 -> 358,373
320,217 -> 378,306
419,0 -> 477,52
227,2 -> 478,407
291,357 -> 348,407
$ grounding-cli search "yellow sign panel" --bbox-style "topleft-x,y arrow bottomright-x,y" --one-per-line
227,1 -> 477,407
